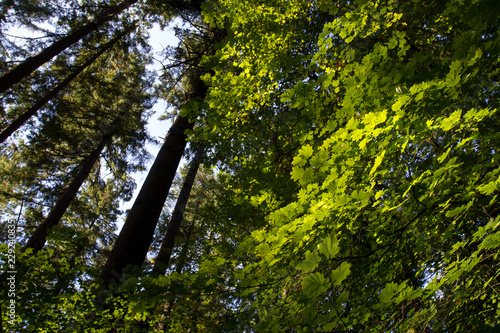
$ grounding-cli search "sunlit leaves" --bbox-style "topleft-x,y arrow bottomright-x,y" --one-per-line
317,234 -> 339,260
440,109 -> 462,131
116,0 -> 500,331
212,0 -> 500,328
370,150 -> 386,176
477,176 -> 500,196
295,251 -> 321,272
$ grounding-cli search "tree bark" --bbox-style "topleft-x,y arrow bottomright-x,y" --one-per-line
156,219 -> 196,332
99,124 -> 189,287
0,0 -> 137,95
99,115 -> 196,287
153,144 -> 203,276
0,27 -> 133,144
99,74 -> 207,288
153,145 -> 203,332
21,136 -> 108,253
21,105 -> 129,254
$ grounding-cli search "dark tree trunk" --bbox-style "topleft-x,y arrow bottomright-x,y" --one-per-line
0,27 -> 133,144
0,0 -> 137,95
99,117 -> 194,288
174,220 -> 196,275
22,136 -> 108,253
21,106 -> 129,253
157,220 -> 197,332
99,76 -> 207,288
153,144 -> 203,276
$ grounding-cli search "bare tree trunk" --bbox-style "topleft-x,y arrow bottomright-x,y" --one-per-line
0,26 -> 133,144
98,76 -> 207,288
156,219 -> 196,332
153,144 -> 203,276
0,0 -> 137,94
21,106 -> 129,254
21,136 -> 108,253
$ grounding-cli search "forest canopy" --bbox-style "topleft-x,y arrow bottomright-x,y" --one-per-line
1,0 -> 499,332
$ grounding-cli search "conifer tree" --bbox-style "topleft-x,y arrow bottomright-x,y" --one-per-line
0,14 -> 155,329
153,144 -> 203,276
99,7 -> 223,287
99,78 -> 202,288
0,25 -> 135,144
0,0 -> 138,94
21,109 -> 129,254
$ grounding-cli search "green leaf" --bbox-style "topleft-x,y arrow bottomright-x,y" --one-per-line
302,306 -> 317,325
300,168 -> 314,185
299,144 -> 314,160
296,251 -> 322,272
346,117 -> 358,131
379,281 -> 405,303
302,272 -> 330,298
364,109 -> 387,127
446,60 -> 462,88
370,150 -> 386,176
331,262 -> 351,286
480,233 -> 500,251
391,95 -> 410,111
478,179 -> 499,195
318,235 -> 340,259
352,189 -> 371,204
441,110 -> 462,131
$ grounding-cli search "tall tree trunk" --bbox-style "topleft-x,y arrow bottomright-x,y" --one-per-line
146,145 -> 203,332
153,144 -> 203,276
157,219 -> 197,332
21,106 -> 129,253
0,0 -> 138,95
0,26 -> 133,144
21,136 -> 108,253
174,220 -> 196,275
98,117 -> 192,287
99,77 -> 206,289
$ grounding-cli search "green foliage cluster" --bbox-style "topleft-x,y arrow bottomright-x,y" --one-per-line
198,0 -> 500,331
